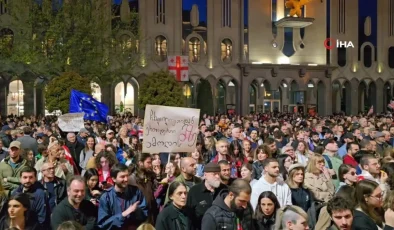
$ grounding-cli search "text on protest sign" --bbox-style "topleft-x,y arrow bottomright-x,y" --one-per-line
58,113 -> 85,132
142,105 -> 200,153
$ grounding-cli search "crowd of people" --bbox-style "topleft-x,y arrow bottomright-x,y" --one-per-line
2,113 -> 394,229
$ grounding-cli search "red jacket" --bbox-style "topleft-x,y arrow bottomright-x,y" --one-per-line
98,168 -> 114,186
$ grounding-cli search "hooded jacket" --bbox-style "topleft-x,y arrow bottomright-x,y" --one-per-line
12,181 -> 49,227
201,190 -> 254,230
250,176 -> 292,210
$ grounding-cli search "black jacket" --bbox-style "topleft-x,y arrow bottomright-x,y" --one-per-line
252,161 -> 264,180
290,187 -> 312,212
65,140 -> 84,167
155,202 -> 188,230
0,214 -> 40,230
41,177 -> 67,210
51,197 -> 97,230
201,190 -> 254,230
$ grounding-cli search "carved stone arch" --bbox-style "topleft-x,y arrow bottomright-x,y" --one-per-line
185,33 -> 205,62
189,74 -> 202,85
205,74 -> 217,91
218,37 -> 234,63
360,42 -> 375,68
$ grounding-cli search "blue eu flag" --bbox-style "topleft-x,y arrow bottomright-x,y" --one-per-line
69,89 -> 109,123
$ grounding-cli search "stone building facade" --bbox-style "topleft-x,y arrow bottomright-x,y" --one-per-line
0,0 -> 391,116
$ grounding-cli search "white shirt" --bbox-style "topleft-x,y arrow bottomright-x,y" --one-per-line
251,175 -> 292,210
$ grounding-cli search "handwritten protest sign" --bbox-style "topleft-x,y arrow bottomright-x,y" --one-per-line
58,113 -> 85,132
143,105 -> 200,153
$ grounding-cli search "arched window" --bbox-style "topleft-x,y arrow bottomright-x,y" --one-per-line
364,45 -> 372,68
249,84 -> 256,113
337,47 -> 346,67
114,82 -> 135,114
0,0 -> 8,15
189,37 -> 201,63
0,28 -> 13,53
183,84 -> 194,107
119,34 -> 133,53
154,35 -> 167,62
388,47 -> 394,69
91,82 -> 102,102
221,39 -> 232,63
7,80 -> 24,116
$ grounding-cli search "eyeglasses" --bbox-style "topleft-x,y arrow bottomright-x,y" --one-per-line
370,192 -> 384,200
348,171 -> 356,176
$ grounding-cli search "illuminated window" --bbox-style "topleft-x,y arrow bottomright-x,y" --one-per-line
7,80 -> 24,116
154,35 -> 167,62
221,39 -> 232,63
189,37 -> 201,63
91,82 -> 102,102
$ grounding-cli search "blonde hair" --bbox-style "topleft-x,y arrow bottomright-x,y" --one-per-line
274,205 -> 308,230
136,223 -> 155,230
306,154 -> 324,174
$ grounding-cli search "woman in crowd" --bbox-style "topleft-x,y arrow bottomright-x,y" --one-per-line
203,136 -> 216,163
240,163 -> 258,186
79,136 -> 95,176
229,140 -> 247,178
155,181 -> 188,230
242,139 -> 254,162
35,140 -> 74,180
252,144 -> 271,180
189,149 -> 204,178
295,141 -> 309,166
83,168 -> 102,207
155,161 -> 181,211
95,150 -> 117,189
0,193 -> 39,230
286,163 -> 313,213
304,154 -> 335,203
21,148 -> 35,167
352,179 -> 385,230
253,191 -> 280,230
117,127 -> 130,148
382,162 -> 394,190
336,164 -> 358,192
277,154 -> 293,181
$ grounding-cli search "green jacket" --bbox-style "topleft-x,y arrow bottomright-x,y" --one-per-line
0,157 -> 29,196
164,174 -> 202,205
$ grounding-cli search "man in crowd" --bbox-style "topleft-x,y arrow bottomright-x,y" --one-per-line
358,154 -> 388,193
0,125 -> 12,148
342,143 -> 360,168
323,142 -> 342,188
51,176 -> 97,230
251,158 -> 292,209
0,141 -> 29,195
12,166 -> 48,227
77,128 -> 90,145
212,139 -> 232,162
16,126 -> 38,155
326,197 -> 354,230
65,132 -> 84,172
98,164 -> 148,229
187,162 -> 227,230
165,157 -> 201,203
218,160 -> 235,185
39,162 -> 67,212
201,179 -> 254,230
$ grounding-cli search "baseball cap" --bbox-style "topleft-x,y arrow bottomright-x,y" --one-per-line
9,141 -> 21,149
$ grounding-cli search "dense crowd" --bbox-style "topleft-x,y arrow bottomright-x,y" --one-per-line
2,113 -> 394,230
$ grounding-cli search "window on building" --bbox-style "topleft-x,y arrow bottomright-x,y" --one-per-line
221,39 -> 232,63
222,0 -> 231,27
389,47 -> 394,68
0,28 -> 13,54
189,37 -> 201,63
155,0 -> 165,24
154,35 -> 167,62
364,45 -> 372,68
120,34 -> 133,53
338,47 -> 347,67
0,0 -> 8,15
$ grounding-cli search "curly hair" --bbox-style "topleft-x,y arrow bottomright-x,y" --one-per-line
95,151 -> 118,170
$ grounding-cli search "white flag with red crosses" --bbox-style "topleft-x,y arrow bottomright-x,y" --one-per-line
168,56 -> 189,81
